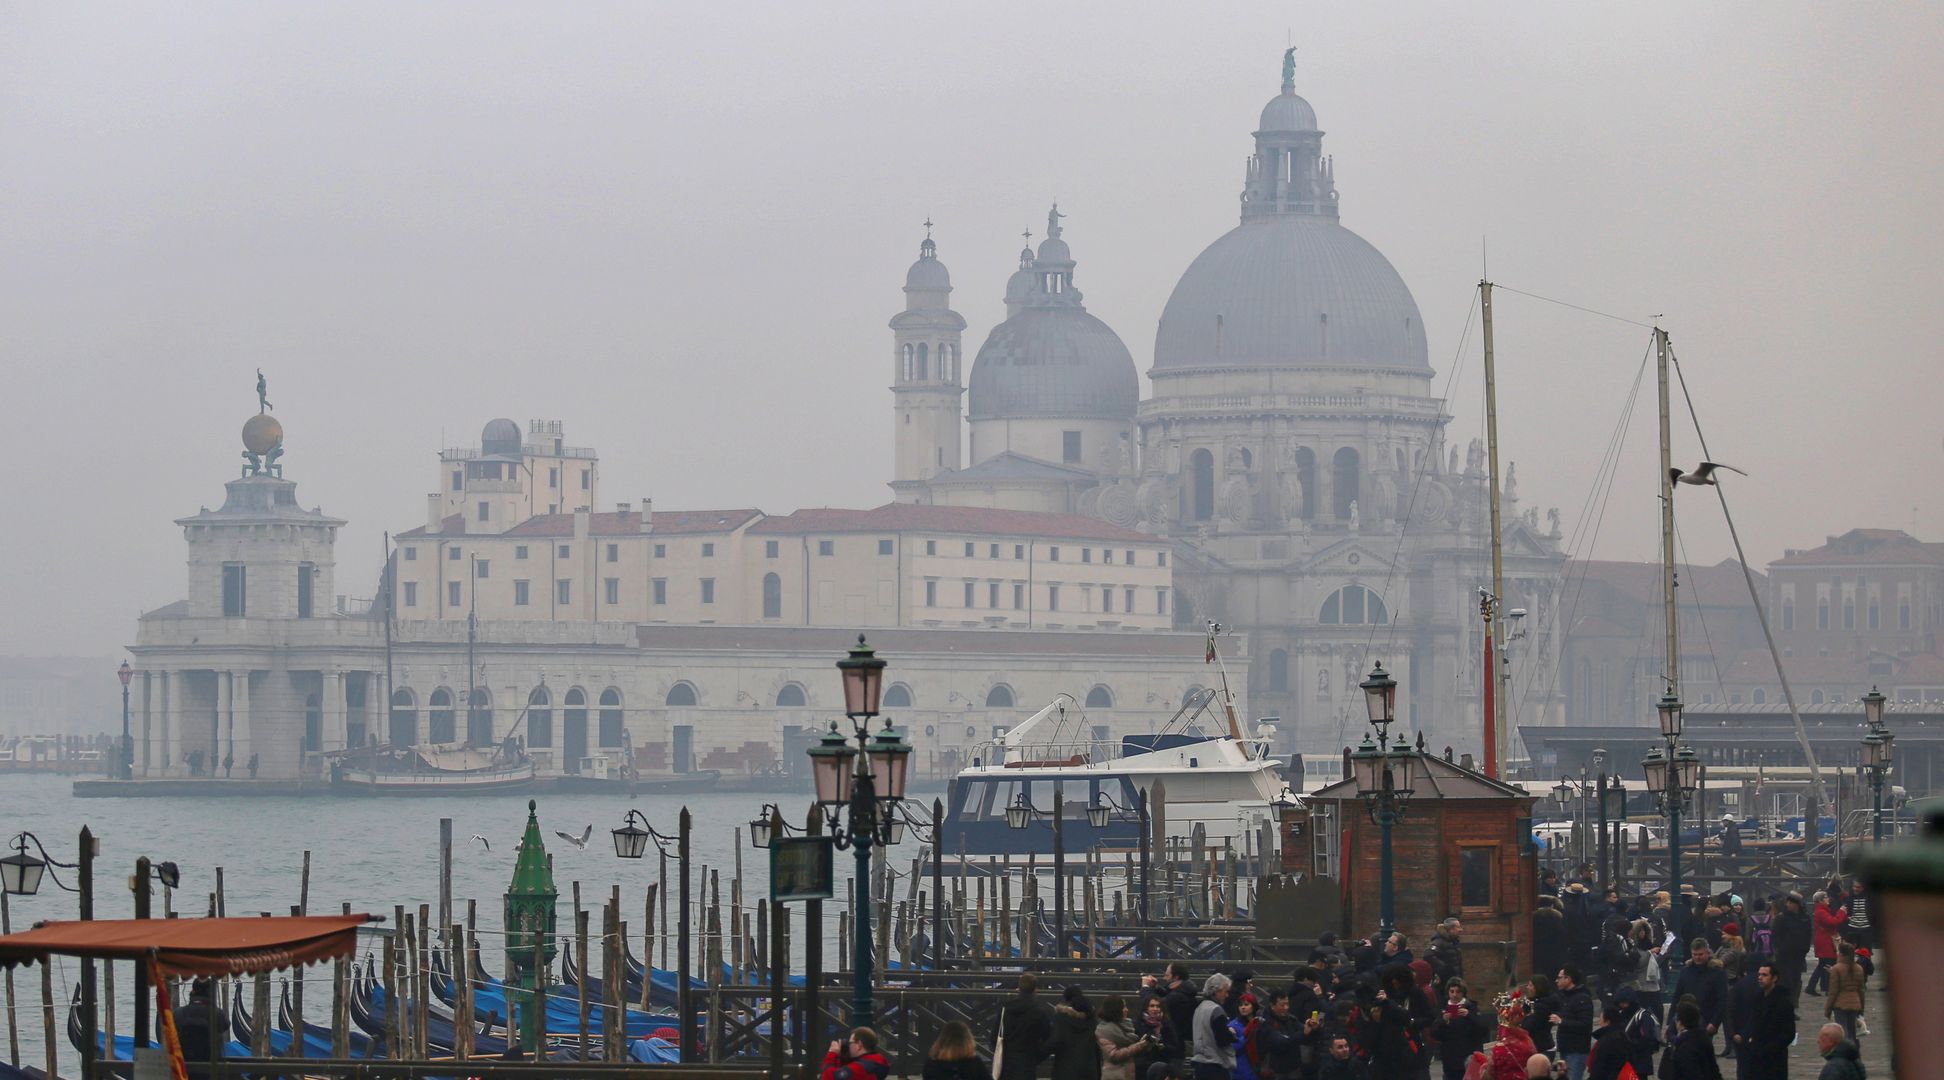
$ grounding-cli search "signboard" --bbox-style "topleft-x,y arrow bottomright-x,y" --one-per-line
1603,787 -> 1629,818
770,836 -> 835,902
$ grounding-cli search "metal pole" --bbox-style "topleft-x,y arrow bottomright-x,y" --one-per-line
850,757 -> 876,1030
134,857 -> 151,1049
678,808 -> 693,1064
769,807 -> 788,1080
1480,279 -> 1508,777
1655,328 -> 1680,701
1378,807 -> 1396,940
121,681 -> 133,780
1137,788 -> 1151,956
1667,778 -> 1685,963
802,806 -> 822,1080
1052,789 -> 1065,957
1872,771 -> 1885,844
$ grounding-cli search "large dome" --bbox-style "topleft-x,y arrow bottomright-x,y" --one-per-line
1153,217 -> 1429,372
967,307 -> 1139,420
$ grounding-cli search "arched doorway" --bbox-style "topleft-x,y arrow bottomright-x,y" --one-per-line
563,688 -> 588,773
762,573 -> 782,619
1333,448 -> 1360,520
389,689 -> 416,747
467,688 -> 492,746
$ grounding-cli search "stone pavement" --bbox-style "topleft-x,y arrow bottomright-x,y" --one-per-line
1781,977 -> 1893,1077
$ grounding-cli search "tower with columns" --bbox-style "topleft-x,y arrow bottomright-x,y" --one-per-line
887,227 -> 967,501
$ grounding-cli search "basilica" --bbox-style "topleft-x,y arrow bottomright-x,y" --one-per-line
888,55 -> 1568,764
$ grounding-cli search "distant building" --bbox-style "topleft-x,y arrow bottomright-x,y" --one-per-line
1557,558 -> 1768,723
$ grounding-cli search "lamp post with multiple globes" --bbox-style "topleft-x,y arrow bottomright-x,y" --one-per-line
803,636 -> 910,1031
118,660 -> 134,781
1641,693 -> 1700,962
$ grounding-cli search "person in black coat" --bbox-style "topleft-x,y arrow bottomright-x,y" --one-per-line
1132,994 -> 1181,1078
1770,895 -> 1812,997
1430,980 -> 1492,1080
1522,975 -> 1559,1055
172,980 -> 220,1067
1534,897 -> 1570,984
1745,964 -> 1795,1079
1667,941 -> 1729,1042
1586,1009 -> 1631,1080
996,973 -> 1055,1080
1562,884 -> 1601,969
1657,1001 -> 1722,1080
1552,966 -> 1596,1077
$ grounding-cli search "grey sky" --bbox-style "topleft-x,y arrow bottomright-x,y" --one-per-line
3,3 -> 1939,658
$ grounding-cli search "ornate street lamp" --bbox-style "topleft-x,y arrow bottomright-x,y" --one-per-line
1656,692 -> 1684,739
118,660 -> 134,781
1642,693 -> 1698,962
611,807 -> 691,1060
1861,687 -> 1894,844
1089,788 -> 1153,940
1351,665 -> 1417,941
1003,792 -> 1070,954
1,832 -> 78,896
1553,778 -> 1574,809
808,635 -> 906,1031
747,803 -> 803,850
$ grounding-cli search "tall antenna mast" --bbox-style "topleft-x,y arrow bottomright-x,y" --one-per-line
1656,327 -> 1680,696
1480,280 -> 1508,777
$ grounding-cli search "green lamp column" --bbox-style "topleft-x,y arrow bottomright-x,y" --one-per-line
503,799 -> 558,1054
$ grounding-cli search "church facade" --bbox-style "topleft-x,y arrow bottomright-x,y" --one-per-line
892,57 -> 1568,762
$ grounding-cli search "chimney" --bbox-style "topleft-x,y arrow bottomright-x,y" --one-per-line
426,494 -> 443,535
640,498 -> 654,534
573,507 -> 590,540
1459,752 -> 1475,772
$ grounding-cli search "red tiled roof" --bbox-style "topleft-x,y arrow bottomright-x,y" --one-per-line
396,509 -> 761,540
750,503 -> 1157,543
1770,529 -> 1944,568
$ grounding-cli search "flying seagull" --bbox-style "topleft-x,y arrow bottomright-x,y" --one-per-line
1670,461 -> 1747,487
470,834 -> 491,852
554,824 -> 593,849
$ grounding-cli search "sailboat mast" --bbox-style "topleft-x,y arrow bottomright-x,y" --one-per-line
1656,328 -> 1680,695
1480,280 -> 1507,777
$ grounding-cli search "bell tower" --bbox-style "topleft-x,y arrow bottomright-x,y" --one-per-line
888,225 -> 967,502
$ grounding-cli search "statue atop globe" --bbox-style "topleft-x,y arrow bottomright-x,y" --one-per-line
240,369 -> 285,477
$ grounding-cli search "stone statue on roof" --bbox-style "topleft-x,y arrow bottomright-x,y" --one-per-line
1282,47 -> 1297,91
256,367 -> 272,413
1046,203 -> 1064,239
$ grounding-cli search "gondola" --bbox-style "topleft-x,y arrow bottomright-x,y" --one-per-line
427,948 -> 677,1040
269,982 -> 380,1058
348,957 -> 511,1056
66,985 -> 247,1062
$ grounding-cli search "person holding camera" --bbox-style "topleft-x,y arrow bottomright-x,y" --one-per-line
821,1027 -> 890,1080
1099,995 -> 1152,1080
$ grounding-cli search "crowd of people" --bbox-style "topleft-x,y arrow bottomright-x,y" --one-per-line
815,871 -> 1881,1080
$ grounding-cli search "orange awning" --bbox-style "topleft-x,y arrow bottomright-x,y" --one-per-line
0,914 -> 375,978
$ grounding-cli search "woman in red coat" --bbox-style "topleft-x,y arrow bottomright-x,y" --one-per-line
1806,892 -> 1847,996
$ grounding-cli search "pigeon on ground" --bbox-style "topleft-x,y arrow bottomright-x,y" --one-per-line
1670,461 -> 1747,486
470,834 -> 491,852
554,824 -> 593,849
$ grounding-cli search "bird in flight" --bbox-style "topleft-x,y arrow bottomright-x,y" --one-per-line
470,834 -> 491,852
1670,461 -> 1747,487
554,824 -> 594,849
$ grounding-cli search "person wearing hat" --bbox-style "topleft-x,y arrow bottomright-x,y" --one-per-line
1598,987 -> 1660,1080
1534,896 -> 1569,984
1718,813 -> 1742,856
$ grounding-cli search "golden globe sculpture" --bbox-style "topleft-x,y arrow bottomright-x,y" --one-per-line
242,412 -> 284,455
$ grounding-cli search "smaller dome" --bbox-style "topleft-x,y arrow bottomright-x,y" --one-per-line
1259,90 -> 1318,133
906,255 -> 950,291
1036,236 -> 1071,264
481,418 -> 522,456
242,413 -> 284,455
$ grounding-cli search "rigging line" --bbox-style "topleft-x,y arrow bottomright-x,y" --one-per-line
1375,287 -> 1481,658
1513,336 -> 1650,724
1490,284 -> 1660,329
1672,515 -> 1731,699
1519,337 -> 1655,726
1668,343 -> 1826,793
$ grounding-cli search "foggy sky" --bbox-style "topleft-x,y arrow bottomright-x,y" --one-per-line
3,3 -> 1940,659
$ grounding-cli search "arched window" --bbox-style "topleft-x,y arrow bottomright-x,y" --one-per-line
1782,599 -> 1794,630
1319,585 -> 1389,626
762,572 -> 782,619
598,688 -> 624,748
1843,599 -> 1855,630
304,692 -> 322,752
1868,599 -> 1879,630
902,343 -> 913,381
1752,689 -> 1766,704
1901,598 -> 1912,630
665,682 -> 698,707
883,683 -> 913,708
467,688 -> 492,746
428,688 -> 456,744
389,688 -> 416,747
1293,447 -> 1316,519
1811,689 -> 1825,705
1268,649 -> 1289,693
528,687 -> 553,748
1085,685 -> 1114,709
1333,447 -> 1360,520
776,683 -> 807,708
916,342 -> 928,380
1239,447 -> 1253,470
985,685 -> 1014,708
1190,448 -> 1215,521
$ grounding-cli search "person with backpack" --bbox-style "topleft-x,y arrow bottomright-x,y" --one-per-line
1743,900 -> 1775,962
